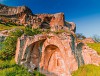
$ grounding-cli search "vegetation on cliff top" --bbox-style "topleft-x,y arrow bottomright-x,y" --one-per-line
0,24 -> 25,31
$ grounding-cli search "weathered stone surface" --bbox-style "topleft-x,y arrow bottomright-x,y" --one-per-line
15,34 -> 100,76
82,44 -> 100,65
68,22 -> 76,32
50,13 -> 65,31
0,4 -> 75,32
82,38 -> 95,43
15,33 -> 78,76
2,3 -> 97,76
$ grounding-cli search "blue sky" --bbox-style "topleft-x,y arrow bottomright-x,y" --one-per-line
0,0 -> 100,37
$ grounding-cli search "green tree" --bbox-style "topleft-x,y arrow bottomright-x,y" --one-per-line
92,35 -> 100,43
76,33 -> 86,40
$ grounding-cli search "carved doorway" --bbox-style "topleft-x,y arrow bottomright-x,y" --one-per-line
43,45 -> 66,75
30,40 -> 44,70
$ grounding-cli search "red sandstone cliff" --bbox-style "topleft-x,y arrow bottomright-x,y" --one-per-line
0,4 -> 76,33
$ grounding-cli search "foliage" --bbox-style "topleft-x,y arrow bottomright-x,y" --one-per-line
0,23 -> 25,31
24,27 -> 42,36
9,29 -> 24,37
76,33 -> 86,40
0,59 -> 45,76
0,36 -> 17,60
0,59 -> 32,76
0,29 -> 23,60
87,43 -> 100,55
92,35 -> 100,43
0,59 -> 16,69
72,64 -> 100,76
33,70 -> 46,76
0,42 -> 3,50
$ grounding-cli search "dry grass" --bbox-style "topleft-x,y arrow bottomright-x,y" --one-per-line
72,64 -> 100,76
87,43 -> 100,55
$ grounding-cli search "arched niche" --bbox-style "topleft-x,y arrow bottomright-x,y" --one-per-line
26,40 -> 45,70
41,45 -> 66,75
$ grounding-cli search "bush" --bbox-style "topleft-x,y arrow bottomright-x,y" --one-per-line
33,70 -> 46,76
0,29 -> 23,60
0,58 -> 45,76
0,36 -> 17,60
24,27 -> 42,36
76,33 -> 86,40
92,35 -> 100,43
0,59 -> 32,76
0,59 -> 16,69
9,29 -> 24,37
0,65 -> 32,76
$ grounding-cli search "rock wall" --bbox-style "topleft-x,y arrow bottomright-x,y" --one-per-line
0,4 -> 33,16
82,38 -> 95,43
15,33 -> 100,76
0,4 -> 76,32
2,3 -> 99,76
82,44 -> 100,65
15,33 -> 78,76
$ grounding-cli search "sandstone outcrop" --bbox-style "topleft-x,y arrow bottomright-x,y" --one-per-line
15,33 -> 100,76
0,4 -> 76,32
82,44 -> 100,65
15,33 -> 78,76
82,38 -> 95,43
1,3 -> 98,76
0,4 -> 33,16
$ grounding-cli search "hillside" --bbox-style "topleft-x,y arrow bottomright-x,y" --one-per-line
0,3 -> 100,76
87,43 -> 100,55
72,43 -> 100,76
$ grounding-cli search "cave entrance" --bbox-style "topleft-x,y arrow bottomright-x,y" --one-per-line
30,40 -> 44,70
43,45 -> 65,74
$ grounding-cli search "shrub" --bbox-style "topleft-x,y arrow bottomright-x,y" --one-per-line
0,36 -> 17,60
0,59 -> 15,69
33,70 -> 46,76
92,35 -> 100,43
24,27 -> 42,36
0,29 -> 23,60
76,33 -> 86,40
0,59 -> 32,76
9,29 -> 24,37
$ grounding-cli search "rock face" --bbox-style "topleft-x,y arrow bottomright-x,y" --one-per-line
0,4 -> 76,32
82,44 -> 100,66
0,4 -> 33,16
15,33 -> 100,76
3,3 -> 98,76
82,38 -> 95,43
15,33 -> 78,76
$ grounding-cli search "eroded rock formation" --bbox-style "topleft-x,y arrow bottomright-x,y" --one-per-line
82,38 -> 95,43
15,33 -> 100,76
0,4 -> 75,32
15,33 -> 78,76
1,3 -> 98,76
